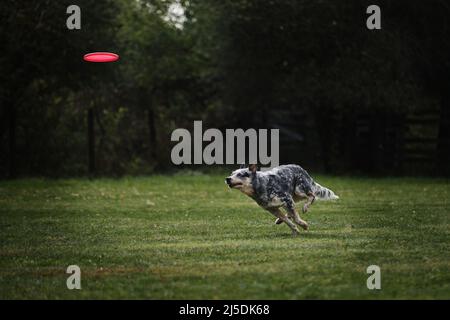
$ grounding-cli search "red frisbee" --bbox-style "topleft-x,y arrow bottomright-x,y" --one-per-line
83,52 -> 119,63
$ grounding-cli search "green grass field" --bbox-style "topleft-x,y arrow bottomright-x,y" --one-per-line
0,174 -> 449,299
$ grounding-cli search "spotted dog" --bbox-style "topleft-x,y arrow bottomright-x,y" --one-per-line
225,164 -> 339,235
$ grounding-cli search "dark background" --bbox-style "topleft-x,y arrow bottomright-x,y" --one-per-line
1,0 -> 449,178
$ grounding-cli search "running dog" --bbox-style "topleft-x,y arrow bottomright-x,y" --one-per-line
225,164 -> 339,235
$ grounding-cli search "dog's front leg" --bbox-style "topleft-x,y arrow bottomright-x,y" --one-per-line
285,199 -> 309,230
274,217 -> 284,225
267,208 -> 300,235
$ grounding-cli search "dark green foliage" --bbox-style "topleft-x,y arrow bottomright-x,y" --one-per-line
0,0 -> 449,177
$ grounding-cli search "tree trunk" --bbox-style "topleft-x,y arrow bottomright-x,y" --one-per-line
340,111 -> 356,173
8,104 -> 17,178
314,104 -> 333,173
369,112 -> 384,175
437,92 -> 450,176
87,107 -> 96,176
147,105 -> 157,160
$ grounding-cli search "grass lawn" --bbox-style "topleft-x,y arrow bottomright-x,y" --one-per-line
0,173 -> 449,299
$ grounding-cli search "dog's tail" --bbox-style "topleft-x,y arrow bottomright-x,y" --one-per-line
313,182 -> 339,200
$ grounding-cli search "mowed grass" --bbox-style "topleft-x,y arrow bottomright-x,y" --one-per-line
0,173 -> 449,299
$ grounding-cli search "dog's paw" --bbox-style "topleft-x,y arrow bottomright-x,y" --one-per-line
302,204 -> 309,213
291,229 -> 300,236
274,218 -> 283,225
300,221 -> 309,230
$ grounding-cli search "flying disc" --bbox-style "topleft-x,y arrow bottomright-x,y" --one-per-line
83,52 -> 119,63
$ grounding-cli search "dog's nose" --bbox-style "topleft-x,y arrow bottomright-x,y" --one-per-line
225,177 -> 231,185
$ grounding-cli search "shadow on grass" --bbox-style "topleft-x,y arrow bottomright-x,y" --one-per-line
260,230 -> 349,241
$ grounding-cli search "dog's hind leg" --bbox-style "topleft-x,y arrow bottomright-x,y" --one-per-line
284,198 -> 309,230
302,192 -> 315,213
268,208 -> 300,235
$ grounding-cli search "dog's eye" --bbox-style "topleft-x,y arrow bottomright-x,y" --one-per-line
242,172 -> 250,178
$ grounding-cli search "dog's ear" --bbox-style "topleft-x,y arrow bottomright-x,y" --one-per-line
249,164 -> 257,173
239,163 -> 246,169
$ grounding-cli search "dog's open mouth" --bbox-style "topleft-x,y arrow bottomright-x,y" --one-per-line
230,182 -> 243,188
226,181 -> 243,188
